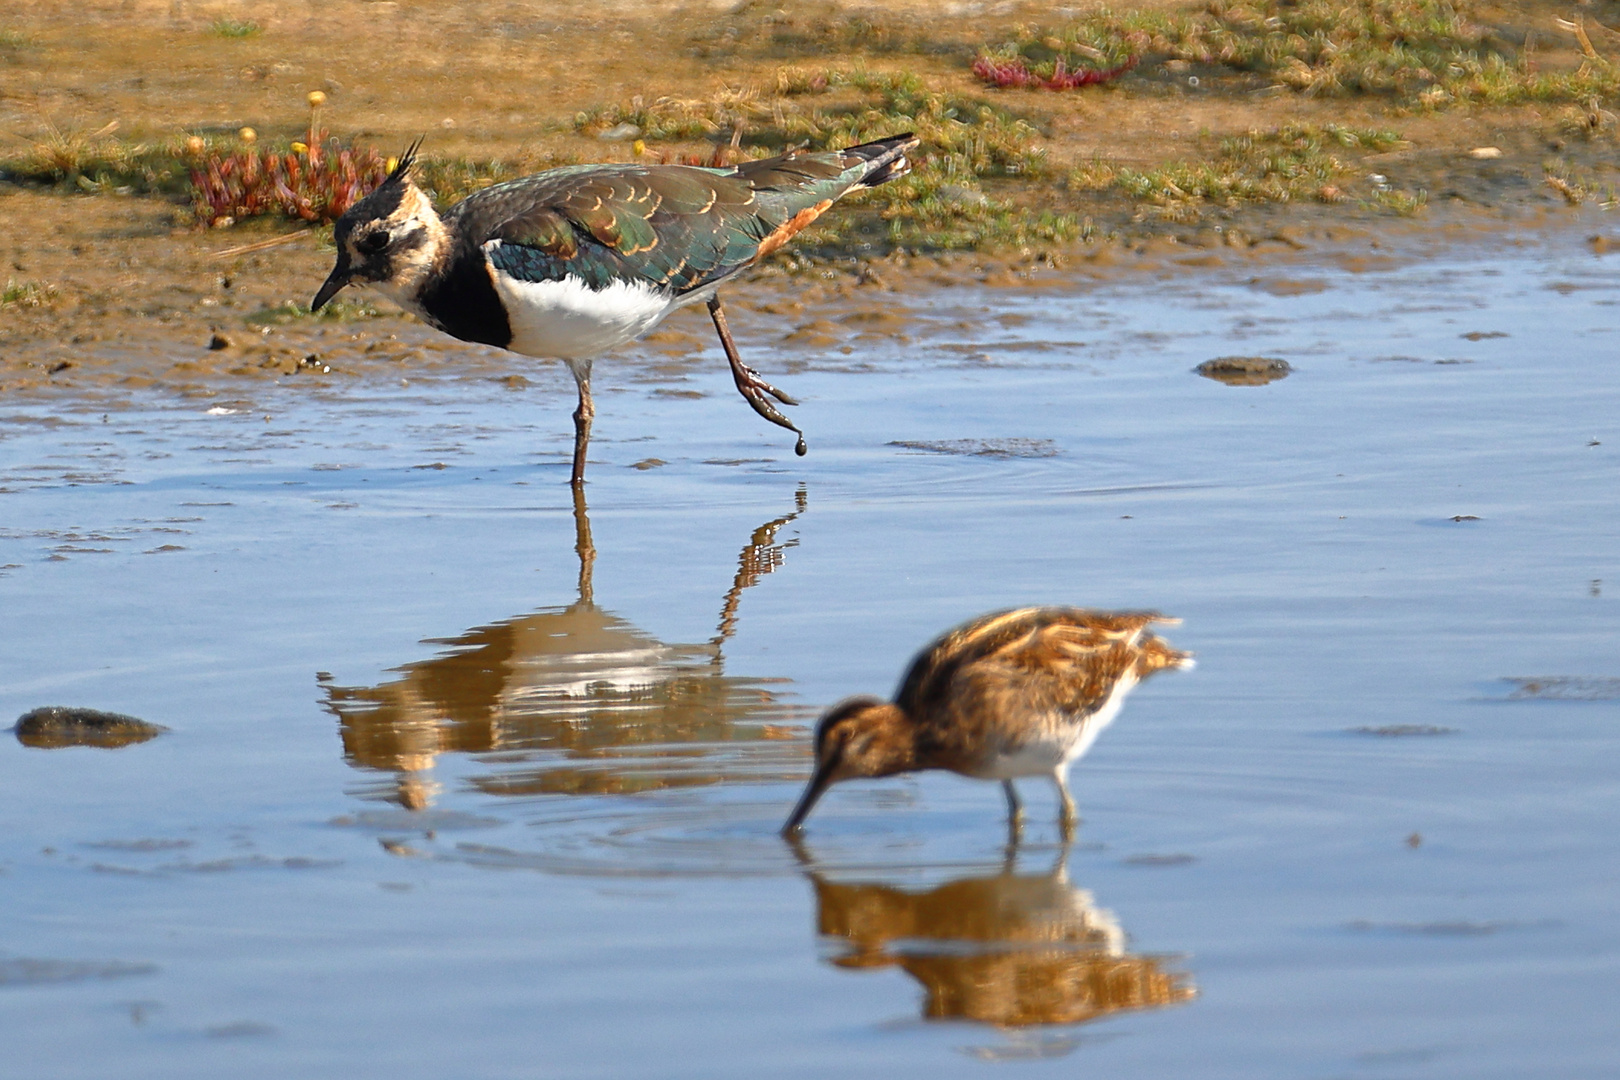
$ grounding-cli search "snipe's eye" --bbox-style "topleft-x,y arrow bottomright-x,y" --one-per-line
355,230 -> 389,255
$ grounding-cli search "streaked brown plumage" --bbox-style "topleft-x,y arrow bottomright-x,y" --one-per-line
783,607 -> 1193,836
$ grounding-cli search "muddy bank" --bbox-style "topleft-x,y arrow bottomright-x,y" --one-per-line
3,181 -> 1614,409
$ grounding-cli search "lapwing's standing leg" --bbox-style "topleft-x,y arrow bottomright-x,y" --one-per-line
707,295 -> 808,457
567,360 -> 594,487
1054,767 -> 1079,840
571,484 -> 595,606
1003,780 -> 1024,845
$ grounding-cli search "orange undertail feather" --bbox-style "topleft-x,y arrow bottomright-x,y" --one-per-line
755,199 -> 834,260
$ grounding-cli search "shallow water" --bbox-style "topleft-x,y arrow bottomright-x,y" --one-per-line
2,235 -> 1618,1078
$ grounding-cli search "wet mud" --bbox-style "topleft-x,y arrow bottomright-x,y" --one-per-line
1193,355 -> 1293,385
13,705 -> 167,748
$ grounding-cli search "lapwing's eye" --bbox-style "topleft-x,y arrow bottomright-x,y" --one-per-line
355,230 -> 389,255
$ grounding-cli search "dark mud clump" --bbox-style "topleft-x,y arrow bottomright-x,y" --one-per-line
1351,724 -> 1456,736
14,706 -> 168,749
1344,919 -> 1545,937
1504,677 -> 1620,701
1195,356 -> 1293,386
888,438 -> 1060,458
1123,853 -> 1198,867
0,958 -> 158,985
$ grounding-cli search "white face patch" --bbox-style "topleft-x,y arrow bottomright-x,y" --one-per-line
484,240 -> 680,361
346,185 -> 449,323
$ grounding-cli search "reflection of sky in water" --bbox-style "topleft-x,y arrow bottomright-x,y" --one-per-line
1,235 -> 1618,1076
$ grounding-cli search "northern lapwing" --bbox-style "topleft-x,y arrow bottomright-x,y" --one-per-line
312,134 -> 919,484
782,608 -> 1193,838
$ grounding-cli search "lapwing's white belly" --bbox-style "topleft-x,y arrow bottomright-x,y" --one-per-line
485,247 -> 683,361
978,673 -> 1138,780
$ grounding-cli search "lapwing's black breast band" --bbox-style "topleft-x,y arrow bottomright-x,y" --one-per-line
417,240 -> 512,349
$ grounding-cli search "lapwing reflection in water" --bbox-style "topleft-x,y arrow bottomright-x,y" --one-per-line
324,488 -> 812,809
798,846 -> 1195,1034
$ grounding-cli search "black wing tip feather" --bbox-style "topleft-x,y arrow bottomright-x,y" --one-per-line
843,133 -> 919,188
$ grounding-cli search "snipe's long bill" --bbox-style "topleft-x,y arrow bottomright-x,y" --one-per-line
782,607 -> 1193,838
312,135 -> 918,485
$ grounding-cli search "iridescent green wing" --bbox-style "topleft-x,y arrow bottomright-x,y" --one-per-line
453,150 -> 884,297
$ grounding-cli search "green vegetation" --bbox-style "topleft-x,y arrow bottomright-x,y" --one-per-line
209,19 -> 262,39
686,3 -> 968,60
974,24 -> 1145,86
4,1 -> 1615,255
1542,159 -> 1618,208
808,164 -> 1085,252
1070,124 -> 1410,221
0,124 -> 221,191
0,93 -> 1433,252
572,71 -> 1064,250
1368,187 -> 1429,214
246,297 -> 384,324
771,69 -> 1047,177
1,279 -> 56,307
999,0 -> 1620,107
577,72 -> 1046,177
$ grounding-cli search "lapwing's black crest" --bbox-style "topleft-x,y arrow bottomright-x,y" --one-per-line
313,134 -> 920,484
332,138 -> 419,241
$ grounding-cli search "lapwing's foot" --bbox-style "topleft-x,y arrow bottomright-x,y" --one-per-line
708,295 -> 808,456
731,369 -> 807,455
737,363 -> 799,407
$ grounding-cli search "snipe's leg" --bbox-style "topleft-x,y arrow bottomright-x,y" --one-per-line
1055,769 -> 1079,841
569,366 -> 594,487
707,295 -> 808,457
1004,780 -> 1025,845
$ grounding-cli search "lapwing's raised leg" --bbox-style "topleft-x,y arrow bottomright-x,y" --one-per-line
1054,768 -> 1079,841
1004,780 -> 1025,845
707,295 -> 808,457
569,365 -> 594,487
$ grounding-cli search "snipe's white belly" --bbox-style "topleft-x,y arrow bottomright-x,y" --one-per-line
979,672 -> 1139,780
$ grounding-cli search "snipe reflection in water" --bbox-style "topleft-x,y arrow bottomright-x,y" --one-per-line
801,848 -> 1195,1028
324,488 -> 813,808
